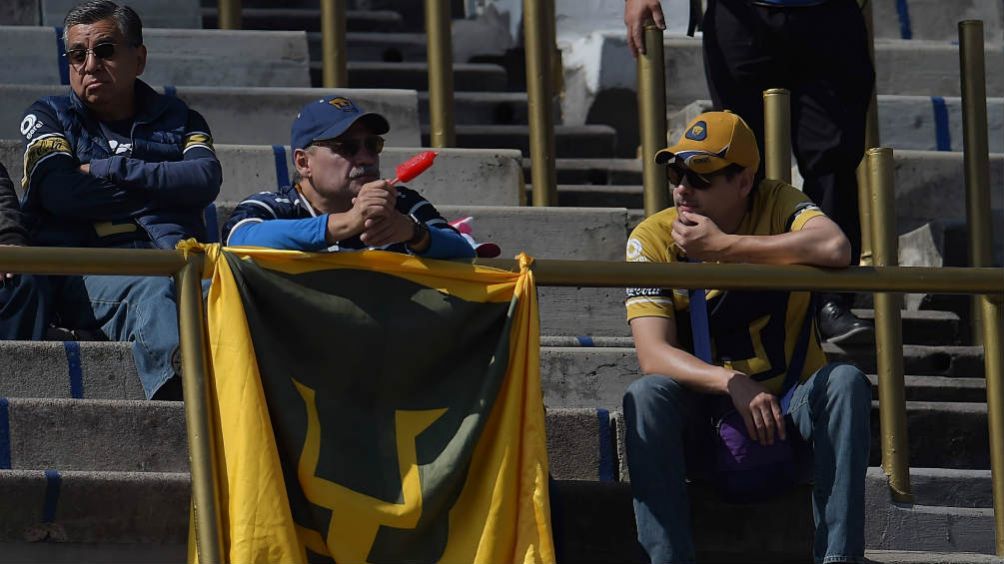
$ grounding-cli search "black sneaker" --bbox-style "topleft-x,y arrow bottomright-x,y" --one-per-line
818,300 -> 874,346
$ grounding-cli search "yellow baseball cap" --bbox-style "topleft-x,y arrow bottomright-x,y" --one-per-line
655,111 -> 760,176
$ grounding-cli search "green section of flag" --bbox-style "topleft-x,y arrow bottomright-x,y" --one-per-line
225,254 -> 514,562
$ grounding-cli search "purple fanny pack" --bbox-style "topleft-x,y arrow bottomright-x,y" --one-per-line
712,408 -> 797,503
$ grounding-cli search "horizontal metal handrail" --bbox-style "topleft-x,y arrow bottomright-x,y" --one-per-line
0,247 -> 185,276
476,259 -> 1004,295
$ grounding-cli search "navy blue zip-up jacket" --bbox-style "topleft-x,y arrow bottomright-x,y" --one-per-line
19,79 -> 222,249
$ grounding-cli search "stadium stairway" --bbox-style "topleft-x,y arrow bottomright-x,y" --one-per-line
0,0 -> 1002,561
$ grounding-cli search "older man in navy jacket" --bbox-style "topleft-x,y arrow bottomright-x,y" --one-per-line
17,0 -> 221,399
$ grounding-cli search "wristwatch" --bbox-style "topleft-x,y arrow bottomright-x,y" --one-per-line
407,217 -> 429,248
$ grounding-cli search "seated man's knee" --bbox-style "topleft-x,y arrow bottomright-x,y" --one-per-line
822,363 -> 872,406
624,374 -> 689,415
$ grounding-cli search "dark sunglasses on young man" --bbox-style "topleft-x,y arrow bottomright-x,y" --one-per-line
666,164 -> 713,190
64,42 -> 123,66
313,136 -> 385,158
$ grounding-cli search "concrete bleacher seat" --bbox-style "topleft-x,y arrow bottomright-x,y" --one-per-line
560,33 -> 1004,127
872,0 -> 1004,42
0,84 -> 421,147
39,0 -> 202,28
0,140 -> 524,205
670,96 -> 1004,154
2,25 -> 309,87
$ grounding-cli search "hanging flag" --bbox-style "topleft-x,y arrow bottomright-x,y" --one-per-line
183,242 -> 554,564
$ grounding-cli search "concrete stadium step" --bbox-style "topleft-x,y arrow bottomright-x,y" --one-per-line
0,139 -> 523,206
39,0 -> 202,28
3,26 -> 310,87
0,85 -> 421,147
0,372 -> 991,470
327,62 -> 509,92
829,345 -> 985,378
418,92 -> 532,126
0,468 -> 995,562
213,204 -> 630,260
562,34 -> 1004,134
309,32 -> 427,63
202,8 -> 404,33
871,0 -> 1004,42
425,125 -> 618,158
0,470 -> 997,563
670,96 -> 1004,154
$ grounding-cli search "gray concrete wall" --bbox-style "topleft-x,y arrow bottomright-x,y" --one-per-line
2,26 -> 309,87
40,0 -> 202,29
0,85 -> 420,147
216,145 -> 523,204
561,32 -> 1004,125
670,96 -> 1004,154
0,0 -> 39,25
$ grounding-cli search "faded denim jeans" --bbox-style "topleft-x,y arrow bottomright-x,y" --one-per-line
623,363 -> 871,564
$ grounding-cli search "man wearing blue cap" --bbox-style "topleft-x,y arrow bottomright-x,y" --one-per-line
222,96 -> 474,259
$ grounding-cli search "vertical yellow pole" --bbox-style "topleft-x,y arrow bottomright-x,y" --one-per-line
981,294 -> 1004,556
763,88 -> 792,184
425,0 -> 456,147
960,19 -> 1003,555
959,20 -> 992,345
856,0 -> 879,266
867,147 -> 913,502
176,257 -> 224,564
523,0 -> 558,206
217,0 -> 241,30
321,0 -> 348,88
637,24 -> 669,216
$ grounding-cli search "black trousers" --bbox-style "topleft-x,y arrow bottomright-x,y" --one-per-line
703,0 -> 875,305
0,274 -> 51,340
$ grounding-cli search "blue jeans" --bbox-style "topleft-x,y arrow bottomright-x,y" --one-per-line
56,274 -> 180,400
623,363 -> 871,564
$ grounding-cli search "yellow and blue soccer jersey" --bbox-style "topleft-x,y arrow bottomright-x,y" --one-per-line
625,179 -> 828,394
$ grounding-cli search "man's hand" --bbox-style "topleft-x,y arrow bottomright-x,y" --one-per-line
726,372 -> 787,446
78,163 -> 90,174
360,212 -> 415,248
672,211 -> 734,261
625,0 -> 666,57
328,180 -> 398,242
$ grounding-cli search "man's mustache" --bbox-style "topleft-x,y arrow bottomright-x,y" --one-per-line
349,166 -> 380,179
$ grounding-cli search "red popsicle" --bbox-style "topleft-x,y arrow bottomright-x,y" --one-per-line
389,151 -> 438,185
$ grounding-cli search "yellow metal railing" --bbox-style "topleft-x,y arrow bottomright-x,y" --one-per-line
320,0 -> 348,88
0,249 -> 1001,561
523,0 -> 558,206
425,0 -> 457,147
217,0 -> 241,30
637,23 -> 669,216
763,88 -> 792,184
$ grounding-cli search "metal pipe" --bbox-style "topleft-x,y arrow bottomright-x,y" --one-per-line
959,20 -> 993,346
0,246 -> 184,276
320,0 -> 348,88
473,258 -> 1004,295
425,0 -> 456,147
523,0 -> 558,206
856,0 -> 879,266
637,24 -> 669,216
176,255 -> 224,564
981,294 -> 1004,556
867,147 -> 912,502
217,0 -> 241,30
763,88 -> 792,184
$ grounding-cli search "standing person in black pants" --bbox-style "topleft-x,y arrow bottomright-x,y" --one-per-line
625,0 -> 875,344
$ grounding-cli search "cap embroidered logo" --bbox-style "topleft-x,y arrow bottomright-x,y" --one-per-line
328,97 -> 355,111
686,121 -> 708,141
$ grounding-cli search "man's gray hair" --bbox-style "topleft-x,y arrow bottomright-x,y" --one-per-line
63,1 -> 143,47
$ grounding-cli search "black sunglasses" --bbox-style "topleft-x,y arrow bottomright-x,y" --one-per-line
666,165 -> 713,190
313,136 -> 385,157
64,42 -> 122,66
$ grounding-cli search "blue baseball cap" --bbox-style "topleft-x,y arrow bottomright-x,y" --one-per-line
290,95 -> 390,151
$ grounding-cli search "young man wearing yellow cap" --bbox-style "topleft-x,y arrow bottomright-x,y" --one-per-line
622,111 -> 871,563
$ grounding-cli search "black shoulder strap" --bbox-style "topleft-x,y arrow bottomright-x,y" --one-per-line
779,294 -> 818,412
